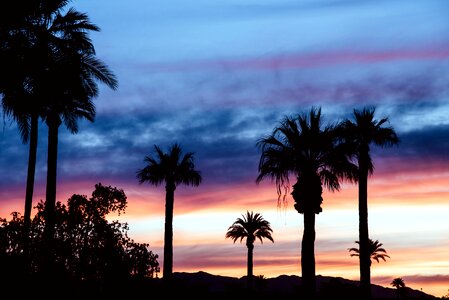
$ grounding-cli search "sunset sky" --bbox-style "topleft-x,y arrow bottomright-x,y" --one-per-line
1,0 -> 449,297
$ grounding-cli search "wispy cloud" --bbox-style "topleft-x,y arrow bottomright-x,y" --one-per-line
141,46 -> 449,73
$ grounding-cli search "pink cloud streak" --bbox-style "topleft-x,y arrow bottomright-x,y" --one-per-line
143,46 -> 449,73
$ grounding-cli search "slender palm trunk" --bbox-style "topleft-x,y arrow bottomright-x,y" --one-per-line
163,181 -> 175,281
23,113 -> 38,266
302,210 -> 316,298
43,113 -> 60,275
359,151 -> 371,299
246,242 -> 254,289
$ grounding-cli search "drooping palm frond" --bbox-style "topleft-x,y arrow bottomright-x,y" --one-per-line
256,106 -> 358,209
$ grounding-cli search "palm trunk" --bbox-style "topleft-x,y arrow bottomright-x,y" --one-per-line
43,113 -> 61,275
23,113 -> 38,267
247,242 -> 254,290
302,210 -> 316,298
292,175 -> 321,298
359,152 -> 371,299
163,181 -> 176,281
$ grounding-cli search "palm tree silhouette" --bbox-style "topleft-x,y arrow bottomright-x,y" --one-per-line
391,277 -> 406,299
2,1 -> 117,264
342,106 -> 399,299
225,211 -> 274,290
30,5 -> 118,249
136,143 -> 202,281
348,239 -> 390,265
256,107 -> 357,297
0,1 -> 46,256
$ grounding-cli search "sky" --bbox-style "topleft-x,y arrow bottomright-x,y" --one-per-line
1,0 -> 449,297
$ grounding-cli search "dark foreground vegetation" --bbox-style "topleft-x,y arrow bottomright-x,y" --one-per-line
2,271 -> 439,299
1,183 -> 439,299
0,183 -> 160,298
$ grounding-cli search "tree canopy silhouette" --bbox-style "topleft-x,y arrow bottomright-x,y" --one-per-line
0,183 -> 159,296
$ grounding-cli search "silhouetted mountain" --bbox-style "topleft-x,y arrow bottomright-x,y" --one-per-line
171,271 -> 438,299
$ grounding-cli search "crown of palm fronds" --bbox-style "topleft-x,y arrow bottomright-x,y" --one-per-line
348,238 -> 390,263
226,211 -> 274,245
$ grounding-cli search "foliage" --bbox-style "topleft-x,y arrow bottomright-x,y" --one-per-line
0,183 -> 159,288
391,277 -> 405,289
225,211 -> 274,245
348,238 -> 390,264
136,143 -> 202,188
256,106 -> 358,211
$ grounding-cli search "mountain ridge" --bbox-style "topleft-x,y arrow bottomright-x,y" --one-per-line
171,271 -> 438,299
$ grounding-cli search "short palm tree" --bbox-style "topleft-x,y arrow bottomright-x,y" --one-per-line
342,107 -> 399,299
391,277 -> 406,299
225,211 -> 274,289
136,143 -> 202,281
256,107 -> 357,297
348,239 -> 390,264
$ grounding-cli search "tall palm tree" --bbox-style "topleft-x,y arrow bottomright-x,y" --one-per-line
342,107 -> 399,298
225,211 -> 274,289
0,0 -> 42,256
256,107 -> 357,297
42,51 -> 118,248
26,3 -> 118,251
136,143 -> 202,281
348,239 -> 390,264
1,1 -> 118,260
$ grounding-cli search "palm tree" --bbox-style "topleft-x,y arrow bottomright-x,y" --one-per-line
0,0 -> 42,258
348,239 -> 390,264
1,1 -> 118,260
29,2 -> 118,248
42,49 -> 118,248
136,143 -> 202,281
256,107 -> 357,297
225,211 -> 274,289
342,106 -> 399,298
391,277 -> 406,299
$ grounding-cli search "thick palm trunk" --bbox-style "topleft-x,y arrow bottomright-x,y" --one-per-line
163,181 -> 175,281
23,113 -> 38,265
302,210 -> 316,298
292,175 -> 321,298
43,113 -> 61,274
247,242 -> 254,290
359,152 -> 371,299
